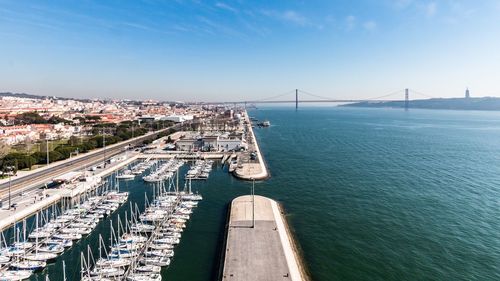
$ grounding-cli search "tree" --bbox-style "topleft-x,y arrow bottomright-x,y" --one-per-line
48,116 -> 70,124
48,151 -> 63,162
31,151 -> 47,164
72,116 -> 86,124
55,146 -> 75,159
2,153 -> 35,170
0,141 -> 9,159
14,112 -> 49,125
68,136 -> 80,146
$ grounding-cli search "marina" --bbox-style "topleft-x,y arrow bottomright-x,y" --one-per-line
81,177 -> 202,281
185,160 -> 214,180
0,109 -> 287,281
0,178 -> 128,280
142,159 -> 185,183
0,155 -> 207,280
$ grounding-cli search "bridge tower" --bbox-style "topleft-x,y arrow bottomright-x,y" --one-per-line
295,89 -> 298,110
404,88 -> 409,110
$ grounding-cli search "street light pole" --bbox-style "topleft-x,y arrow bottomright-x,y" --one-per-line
8,168 -> 11,209
46,139 -> 50,166
6,165 -> 15,209
103,128 -> 106,168
251,178 -> 255,228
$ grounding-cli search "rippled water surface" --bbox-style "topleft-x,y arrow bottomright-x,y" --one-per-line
32,107 -> 500,280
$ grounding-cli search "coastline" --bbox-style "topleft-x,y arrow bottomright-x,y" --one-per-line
270,198 -> 308,281
232,110 -> 269,181
221,195 -> 307,281
277,202 -> 312,281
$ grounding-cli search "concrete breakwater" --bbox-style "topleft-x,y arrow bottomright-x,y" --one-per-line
221,195 -> 308,281
233,111 -> 269,181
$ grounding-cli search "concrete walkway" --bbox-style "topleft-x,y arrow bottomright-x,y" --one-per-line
222,195 -> 305,281
233,111 -> 269,180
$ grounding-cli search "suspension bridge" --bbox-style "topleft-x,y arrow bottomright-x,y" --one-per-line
200,88 -> 438,109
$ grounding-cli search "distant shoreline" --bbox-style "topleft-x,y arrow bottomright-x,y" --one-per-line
342,97 -> 500,111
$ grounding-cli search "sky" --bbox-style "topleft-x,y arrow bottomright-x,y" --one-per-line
1,0 -> 500,102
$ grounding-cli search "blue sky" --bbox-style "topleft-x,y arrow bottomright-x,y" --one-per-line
1,0 -> 499,102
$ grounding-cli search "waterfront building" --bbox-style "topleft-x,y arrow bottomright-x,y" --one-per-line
175,133 -> 245,152
162,114 -> 194,123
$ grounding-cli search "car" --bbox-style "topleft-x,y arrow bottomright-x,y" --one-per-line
10,203 -> 17,209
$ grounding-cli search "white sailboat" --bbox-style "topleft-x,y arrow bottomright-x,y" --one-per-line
0,269 -> 32,280
25,212 -> 58,263
116,169 -> 135,180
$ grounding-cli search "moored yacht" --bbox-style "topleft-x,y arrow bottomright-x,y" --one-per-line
10,260 -> 46,272
0,269 -> 32,280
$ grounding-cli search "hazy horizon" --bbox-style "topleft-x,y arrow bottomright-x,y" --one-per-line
1,0 -> 500,101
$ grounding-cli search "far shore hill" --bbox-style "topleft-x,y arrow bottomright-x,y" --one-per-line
342,97 -> 500,111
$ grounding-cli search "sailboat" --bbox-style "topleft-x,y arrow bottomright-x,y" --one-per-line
24,213 -> 58,263
116,169 -> 135,180
13,220 -> 33,250
0,232 -> 12,264
0,269 -> 32,280
10,259 -> 46,272
95,228 -> 131,268
126,273 -> 162,281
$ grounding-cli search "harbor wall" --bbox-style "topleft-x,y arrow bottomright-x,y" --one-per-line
232,111 -> 269,181
221,195 -> 307,281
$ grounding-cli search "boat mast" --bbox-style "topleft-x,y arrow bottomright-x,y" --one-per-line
80,251 -> 86,280
176,167 -> 179,194
22,219 -> 26,244
35,212 -> 39,255
63,260 -> 67,281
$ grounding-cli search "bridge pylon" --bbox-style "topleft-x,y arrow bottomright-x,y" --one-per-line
295,89 -> 298,110
404,88 -> 409,110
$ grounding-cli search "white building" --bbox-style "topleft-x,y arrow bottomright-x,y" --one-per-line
162,114 -> 194,123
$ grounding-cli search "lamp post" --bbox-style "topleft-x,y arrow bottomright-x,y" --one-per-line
102,128 -> 107,168
251,178 -> 255,228
6,165 -> 15,209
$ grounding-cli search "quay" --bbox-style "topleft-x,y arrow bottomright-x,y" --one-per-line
221,195 -> 308,281
0,153 -> 139,232
233,111 -> 269,180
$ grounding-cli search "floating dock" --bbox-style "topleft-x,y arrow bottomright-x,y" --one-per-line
221,195 -> 308,281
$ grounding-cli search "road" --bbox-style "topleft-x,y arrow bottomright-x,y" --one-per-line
0,126 -> 174,201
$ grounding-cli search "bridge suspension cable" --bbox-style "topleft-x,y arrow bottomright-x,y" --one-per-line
409,89 -> 438,99
251,90 -> 297,102
363,89 -> 405,101
297,89 -> 336,101
240,87 -> 437,105
298,88 -> 406,101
